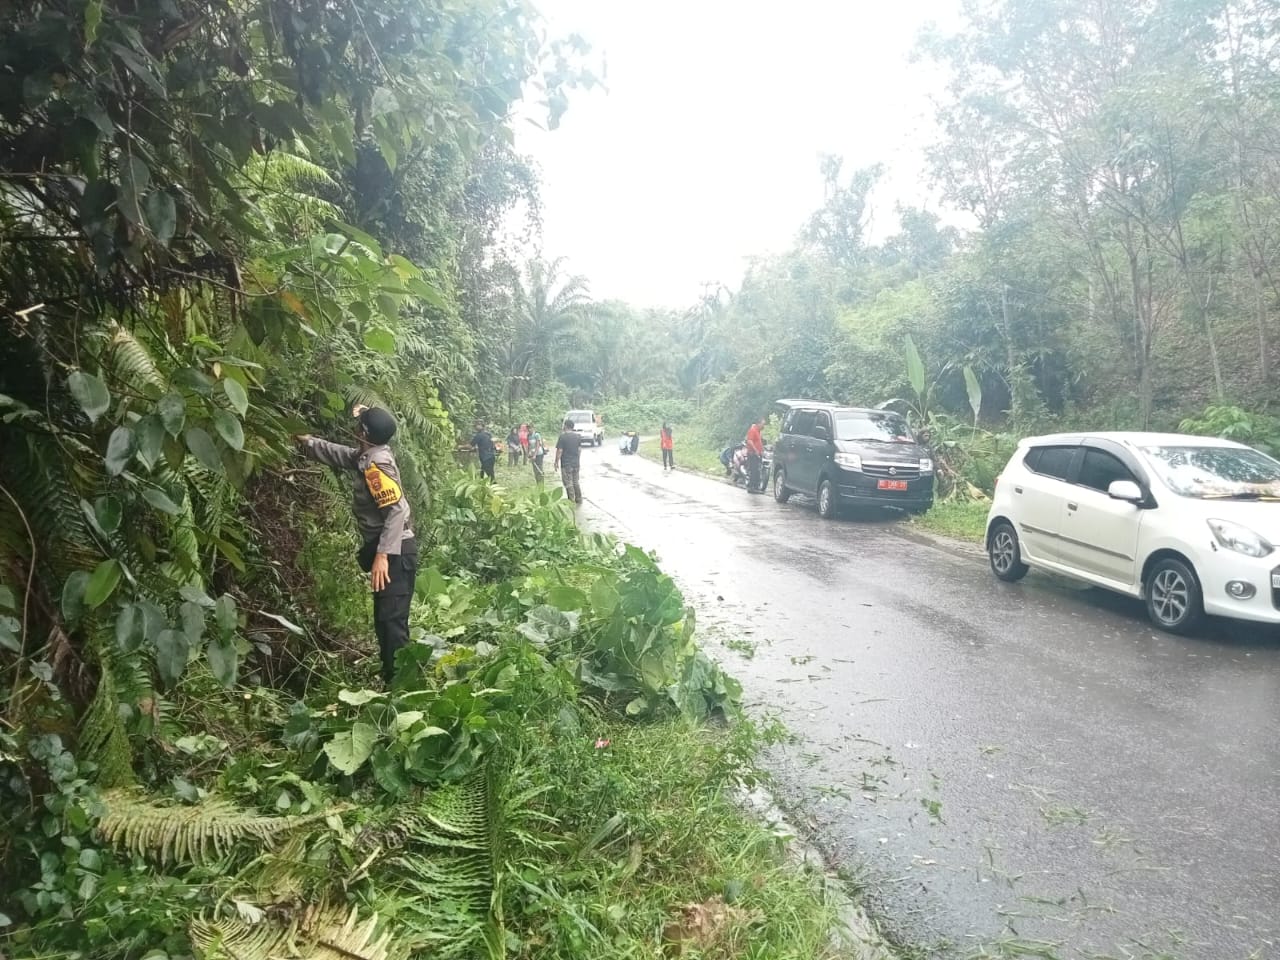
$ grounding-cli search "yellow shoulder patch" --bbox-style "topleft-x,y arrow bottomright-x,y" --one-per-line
363,463 -> 403,508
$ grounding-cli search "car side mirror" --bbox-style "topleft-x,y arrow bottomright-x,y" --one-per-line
1108,479 -> 1143,503
813,425 -> 829,441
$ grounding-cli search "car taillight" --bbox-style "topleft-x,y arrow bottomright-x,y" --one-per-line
994,475 -> 1001,491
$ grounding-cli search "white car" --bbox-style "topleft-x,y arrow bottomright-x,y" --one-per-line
986,431 -> 1280,633
565,409 -> 603,447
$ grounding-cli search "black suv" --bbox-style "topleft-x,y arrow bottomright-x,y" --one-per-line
771,400 -> 935,518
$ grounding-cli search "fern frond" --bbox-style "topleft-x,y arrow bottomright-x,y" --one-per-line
98,791 -> 342,866
104,321 -> 167,393
190,902 -> 405,960
78,648 -> 135,788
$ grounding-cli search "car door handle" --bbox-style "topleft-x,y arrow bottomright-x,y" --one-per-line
1014,486 -> 1023,494
1067,502 -> 1078,511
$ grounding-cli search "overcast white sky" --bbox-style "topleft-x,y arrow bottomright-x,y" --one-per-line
512,0 -> 965,308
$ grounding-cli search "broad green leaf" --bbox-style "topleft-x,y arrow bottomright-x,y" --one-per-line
179,584 -> 213,607
84,559 -> 121,609
180,600 -> 205,642
222,377 -> 249,416
212,409 -> 244,451
141,486 -> 182,515
546,584 -> 586,612
904,334 -> 926,399
137,600 -> 165,642
144,190 -> 176,244
363,327 -> 396,355
338,688 -> 384,706
104,426 -> 133,475
0,585 -> 14,610
184,426 -> 222,472
370,746 -> 409,796
323,721 -> 377,775
115,603 -> 141,652
206,636 -> 237,688
135,414 -> 164,468
158,392 -> 185,437
84,0 -> 102,43
118,155 -> 149,226
155,628 -> 191,687
371,87 -> 400,118
392,710 -> 425,731
93,496 -> 121,534
0,615 -> 20,653
963,365 -> 983,422
61,571 -> 89,621
214,594 -> 237,636
589,578 -> 619,617
68,371 -> 110,423
625,696 -> 650,717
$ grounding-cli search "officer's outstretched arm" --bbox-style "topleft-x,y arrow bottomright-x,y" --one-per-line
299,436 -> 360,470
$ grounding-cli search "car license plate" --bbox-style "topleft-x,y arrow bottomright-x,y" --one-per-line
877,479 -> 908,491
1271,573 -> 1280,589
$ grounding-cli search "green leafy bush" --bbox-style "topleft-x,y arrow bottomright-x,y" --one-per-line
1179,404 -> 1280,456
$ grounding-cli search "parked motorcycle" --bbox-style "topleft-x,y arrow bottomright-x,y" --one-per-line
722,442 -> 771,492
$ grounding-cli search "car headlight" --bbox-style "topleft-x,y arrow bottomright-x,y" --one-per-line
919,457 -> 934,475
833,453 -> 862,471
1207,519 -> 1274,558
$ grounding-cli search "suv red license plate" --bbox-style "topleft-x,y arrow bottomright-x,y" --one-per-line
877,479 -> 908,491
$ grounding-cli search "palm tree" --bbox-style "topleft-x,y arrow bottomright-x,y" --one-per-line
506,257 -> 591,414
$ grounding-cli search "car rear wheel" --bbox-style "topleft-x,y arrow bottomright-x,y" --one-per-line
1144,557 -> 1204,634
817,478 -> 836,519
773,467 -> 791,503
988,521 -> 1029,582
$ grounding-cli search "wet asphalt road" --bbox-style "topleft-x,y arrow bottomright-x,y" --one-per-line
575,445 -> 1280,960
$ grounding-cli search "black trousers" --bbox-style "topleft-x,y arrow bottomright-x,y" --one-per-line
747,452 -> 762,491
359,538 -> 418,684
662,448 -> 674,469
479,457 -> 495,482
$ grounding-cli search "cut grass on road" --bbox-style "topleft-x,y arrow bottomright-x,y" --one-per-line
637,431 -> 990,545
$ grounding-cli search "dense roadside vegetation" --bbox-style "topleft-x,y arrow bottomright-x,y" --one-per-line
0,2 -> 853,957
496,0 -> 1280,532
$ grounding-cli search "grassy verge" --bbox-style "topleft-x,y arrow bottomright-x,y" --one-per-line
909,499 -> 988,543
636,425 -> 730,477
509,715 -> 850,958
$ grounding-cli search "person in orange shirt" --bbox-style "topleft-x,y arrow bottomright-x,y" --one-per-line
745,417 -> 765,493
660,422 -> 674,471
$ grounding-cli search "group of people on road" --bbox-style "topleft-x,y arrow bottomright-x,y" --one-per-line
469,418 -> 582,502
470,421 -> 546,484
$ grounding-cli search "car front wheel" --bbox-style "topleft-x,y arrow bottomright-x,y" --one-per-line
1144,557 -> 1204,634
774,467 -> 792,503
817,478 -> 836,519
988,521 -> 1029,582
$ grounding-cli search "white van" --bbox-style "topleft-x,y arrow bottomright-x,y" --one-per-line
565,409 -> 603,447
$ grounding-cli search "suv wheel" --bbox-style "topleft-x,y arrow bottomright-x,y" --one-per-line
1145,557 -> 1204,634
774,467 -> 791,503
817,478 -> 836,519
988,521 -> 1028,582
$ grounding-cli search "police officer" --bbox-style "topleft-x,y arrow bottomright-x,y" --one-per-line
294,404 -> 417,684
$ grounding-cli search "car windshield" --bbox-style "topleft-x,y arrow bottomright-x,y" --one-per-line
567,411 -> 592,424
835,412 -> 914,442
1141,445 -> 1280,499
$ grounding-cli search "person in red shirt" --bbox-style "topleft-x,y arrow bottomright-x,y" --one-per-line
745,417 -> 765,493
660,422 -> 674,471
